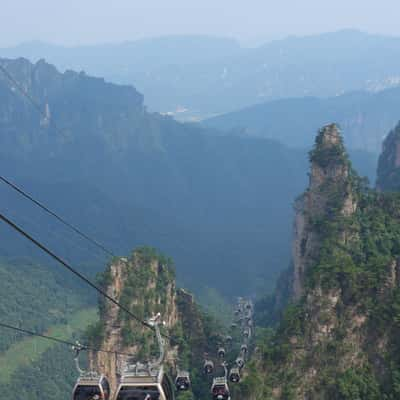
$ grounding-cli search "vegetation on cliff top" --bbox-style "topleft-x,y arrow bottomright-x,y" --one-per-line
87,246 -> 224,400
251,126 -> 400,399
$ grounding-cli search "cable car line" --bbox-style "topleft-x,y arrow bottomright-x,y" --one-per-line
0,62 -> 184,255
0,321 -> 136,357
0,63 -> 120,259
0,211 -> 171,340
0,64 -> 173,340
0,63 -> 45,116
0,174 -> 116,258
1,60 -> 246,400
0,62 -> 118,260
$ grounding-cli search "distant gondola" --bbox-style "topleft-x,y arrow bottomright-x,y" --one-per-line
236,357 -> 245,370
175,371 -> 191,391
204,360 -> 214,375
229,368 -> 240,383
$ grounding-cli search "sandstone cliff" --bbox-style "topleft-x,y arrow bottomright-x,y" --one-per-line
87,246 -> 220,398
247,124 -> 400,399
292,124 -> 357,300
377,121 -> 400,191
88,248 -> 178,391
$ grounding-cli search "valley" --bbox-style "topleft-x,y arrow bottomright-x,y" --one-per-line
0,308 -> 97,384
2,24 -> 400,400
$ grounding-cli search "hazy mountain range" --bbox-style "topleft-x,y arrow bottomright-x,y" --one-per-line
204,86 -> 400,153
2,30 -> 400,119
1,30 -> 398,400
0,56 -> 380,300
0,57 -> 301,298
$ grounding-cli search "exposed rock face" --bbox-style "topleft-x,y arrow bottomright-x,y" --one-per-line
88,247 -> 217,398
377,121 -> 400,191
0,57 -> 144,159
292,123 -> 356,299
89,249 -> 178,392
91,259 -> 125,391
248,124 -> 400,399
92,250 -> 178,389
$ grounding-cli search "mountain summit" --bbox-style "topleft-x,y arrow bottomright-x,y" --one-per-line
248,124 -> 400,399
292,124 -> 356,300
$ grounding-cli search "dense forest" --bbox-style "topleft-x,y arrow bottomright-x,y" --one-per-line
0,259 -> 89,353
0,257 -> 96,400
1,344 -> 81,400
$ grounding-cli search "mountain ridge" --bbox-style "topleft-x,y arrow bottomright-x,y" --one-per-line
204,87 -> 400,153
3,30 -> 400,117
0,56 -> 311,297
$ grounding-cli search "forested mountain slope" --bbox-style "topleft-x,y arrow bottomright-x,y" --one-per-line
245,124 -> 400,399
0,259 -> 88,353
0,56 -> 313,298
1,345 -> 78,400
3,31 -> 400,117
0,258 -> 95,400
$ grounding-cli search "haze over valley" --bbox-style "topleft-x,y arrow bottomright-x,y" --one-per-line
4,30 -> 400,124
2,2 -> 400,399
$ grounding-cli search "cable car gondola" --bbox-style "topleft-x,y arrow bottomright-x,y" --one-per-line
72,346 -> 111,400
175,371 -> 191,391
211,377 -> 230,400
115,365 -> 174,400
235,357 -> 245,370
228,368 -> 240,383
240,344 -> 248,354
115,314 -> 175,400
217,347 -> 226,358
72,374 -> 111,400
204,360 -> 214,375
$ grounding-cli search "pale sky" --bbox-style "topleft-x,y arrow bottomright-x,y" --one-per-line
1,0 -> 400,46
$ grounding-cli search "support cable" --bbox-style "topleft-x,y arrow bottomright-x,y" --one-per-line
0,175 -> 115,258
0,211 -> 170,340
0,321 -> 135,357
